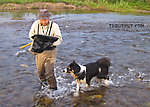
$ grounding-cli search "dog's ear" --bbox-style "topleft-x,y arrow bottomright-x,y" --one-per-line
73,60 -> 76,63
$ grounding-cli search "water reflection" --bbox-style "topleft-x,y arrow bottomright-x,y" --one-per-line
0,9 -> 102,23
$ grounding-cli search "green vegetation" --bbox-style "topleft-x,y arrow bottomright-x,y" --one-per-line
0,0 -> 150,12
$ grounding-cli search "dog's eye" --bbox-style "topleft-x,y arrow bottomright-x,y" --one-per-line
67,68 -> 71,71
67,68 -> 74,72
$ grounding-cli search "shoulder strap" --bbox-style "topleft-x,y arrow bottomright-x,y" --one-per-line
48,21 -> 53,36
37,24 -> 39,34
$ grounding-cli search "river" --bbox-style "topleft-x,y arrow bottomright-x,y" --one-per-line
0,10 -> 150,107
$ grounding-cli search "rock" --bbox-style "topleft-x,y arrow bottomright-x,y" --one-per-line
34,96 -> 53,106
73,92 -> 79,97
44,97 -> 53,105
144,102 -> 150,106
20,64 -> 29,67
11,18 -> 25,20
91,95 -> 103,99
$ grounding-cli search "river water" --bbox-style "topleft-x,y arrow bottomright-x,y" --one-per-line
0,10 -> 150,107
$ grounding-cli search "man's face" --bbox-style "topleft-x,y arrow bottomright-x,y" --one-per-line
40,19 -> 49,26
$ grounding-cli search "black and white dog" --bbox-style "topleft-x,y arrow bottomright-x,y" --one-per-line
63,58 -> 111,96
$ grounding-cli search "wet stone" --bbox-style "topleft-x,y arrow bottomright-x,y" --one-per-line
144,102 -> 150,106
33,95 -> 53,107
20,64 -> 29,67
91,95 -> 103,99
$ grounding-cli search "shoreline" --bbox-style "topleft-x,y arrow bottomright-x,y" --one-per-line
0,2 -> 89,10
0,2 -> 150,14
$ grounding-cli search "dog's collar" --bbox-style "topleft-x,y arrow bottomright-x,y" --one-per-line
72,65 -> 86,79
72,71 -> 85,79
72,73 -> 80,79
72,74 -> 78,79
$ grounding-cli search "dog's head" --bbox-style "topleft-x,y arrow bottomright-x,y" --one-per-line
63,60 -> 81,78
97,57 -> 111,68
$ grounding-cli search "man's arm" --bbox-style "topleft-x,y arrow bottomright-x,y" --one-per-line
52,23 -> 62,46
29,20 -> 39,41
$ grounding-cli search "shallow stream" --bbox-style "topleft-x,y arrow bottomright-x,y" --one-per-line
0,10 -> 150,107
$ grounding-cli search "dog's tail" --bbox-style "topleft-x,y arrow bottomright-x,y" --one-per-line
96,57 -> 111,68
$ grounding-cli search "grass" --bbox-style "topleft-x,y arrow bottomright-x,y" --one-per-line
0,0 -> 150,12
103,0 -> 135,12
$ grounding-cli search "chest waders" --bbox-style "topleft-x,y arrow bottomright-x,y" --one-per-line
36,21 -> 57,90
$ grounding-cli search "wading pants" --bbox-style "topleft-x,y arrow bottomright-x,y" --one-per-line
36,49 -> 57,89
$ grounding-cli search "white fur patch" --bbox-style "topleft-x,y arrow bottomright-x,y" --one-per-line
98,68 -> 101,73
80,78 -> 87,85
78,65 -> 87,86
104,79 -> 109,85
63,68 -> 67,73
79,64 -> 86,73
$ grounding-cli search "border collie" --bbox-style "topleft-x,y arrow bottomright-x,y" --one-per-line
63,58 -> 111,96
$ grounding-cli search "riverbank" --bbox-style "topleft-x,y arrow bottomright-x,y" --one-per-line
0,1 -> 150,14
0,2 -> 76,10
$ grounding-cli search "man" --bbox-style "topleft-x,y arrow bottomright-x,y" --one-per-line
29,9 -> 62,90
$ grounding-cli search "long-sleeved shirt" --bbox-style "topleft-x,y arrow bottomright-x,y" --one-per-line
29,20 -> 62,46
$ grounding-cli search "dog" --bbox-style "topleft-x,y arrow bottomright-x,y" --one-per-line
63,57 -> 111,96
